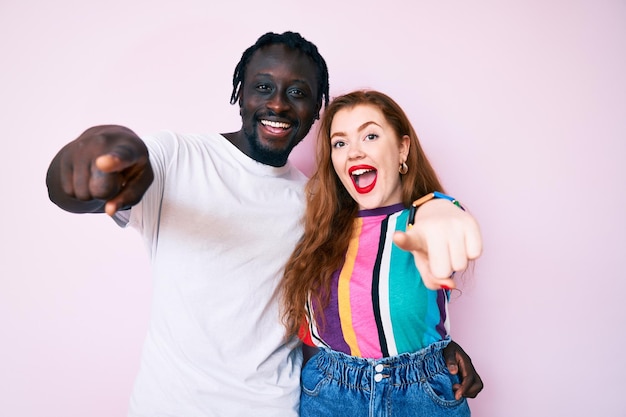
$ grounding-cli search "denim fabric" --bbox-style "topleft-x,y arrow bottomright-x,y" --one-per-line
300,339 -> 470,417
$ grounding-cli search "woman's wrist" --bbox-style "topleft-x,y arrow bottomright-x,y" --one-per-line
408,192 -> 465,226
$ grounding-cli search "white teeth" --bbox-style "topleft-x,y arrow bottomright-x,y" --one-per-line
261,120 -> 291,129
351,168 -> 374,176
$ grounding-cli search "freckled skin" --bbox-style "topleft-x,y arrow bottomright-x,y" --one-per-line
329,104 -> 409,210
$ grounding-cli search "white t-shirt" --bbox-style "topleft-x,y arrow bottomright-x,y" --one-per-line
116,131 -> 308,417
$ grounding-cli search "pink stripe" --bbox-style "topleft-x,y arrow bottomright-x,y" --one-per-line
348,216 -> 384,358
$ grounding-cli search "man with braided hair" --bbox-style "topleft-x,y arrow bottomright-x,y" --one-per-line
46,31 -> 482,416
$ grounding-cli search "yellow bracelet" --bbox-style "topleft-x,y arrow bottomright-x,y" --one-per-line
408,192 -> 464,226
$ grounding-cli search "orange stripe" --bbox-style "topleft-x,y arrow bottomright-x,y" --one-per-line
338,219 -> 362,357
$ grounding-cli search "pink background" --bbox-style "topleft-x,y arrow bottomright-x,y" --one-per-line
2,1 -> 625,416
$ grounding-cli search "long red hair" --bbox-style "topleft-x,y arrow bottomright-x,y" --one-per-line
280,90 -> 445,338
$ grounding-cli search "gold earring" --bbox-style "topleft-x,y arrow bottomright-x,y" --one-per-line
399,161 -> 408,175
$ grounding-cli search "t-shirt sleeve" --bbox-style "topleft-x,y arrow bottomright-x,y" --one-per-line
113,130 -> 178,256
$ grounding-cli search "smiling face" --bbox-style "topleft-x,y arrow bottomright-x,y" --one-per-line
235,43 -> 321,166
330,104 -> 410,210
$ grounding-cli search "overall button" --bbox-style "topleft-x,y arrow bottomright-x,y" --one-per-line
375,364 -> 384,372
374,373 -> 383,382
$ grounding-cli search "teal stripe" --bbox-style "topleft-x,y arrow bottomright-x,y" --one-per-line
421,290 -> 442,348
388,211 -> 424,352
387,210 -> 445,353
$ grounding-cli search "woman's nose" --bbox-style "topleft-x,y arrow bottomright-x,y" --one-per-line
347,141 -> 364,159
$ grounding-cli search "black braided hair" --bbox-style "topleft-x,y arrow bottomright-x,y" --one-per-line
229,31 -> 330,109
